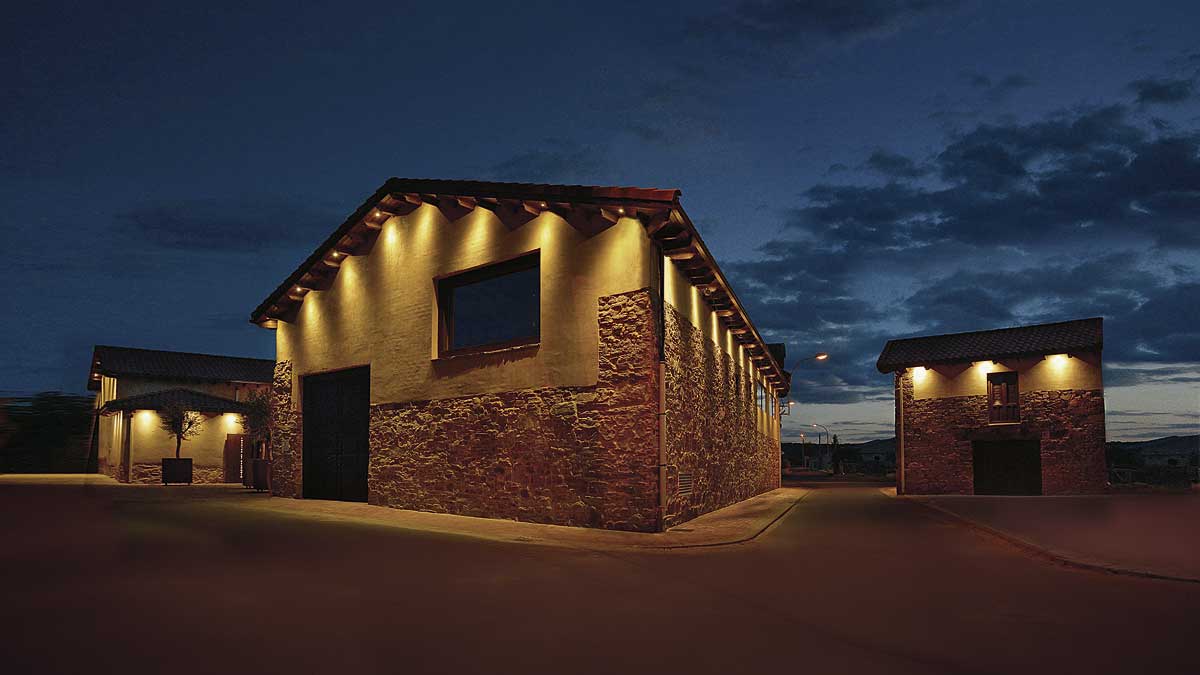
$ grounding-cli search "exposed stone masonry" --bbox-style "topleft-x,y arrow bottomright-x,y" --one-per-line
269,361 -> 302,498
663,304 -> 779,526
899,369 -> 1107,495
129,462 -> 223,484
368,289 -> 661,531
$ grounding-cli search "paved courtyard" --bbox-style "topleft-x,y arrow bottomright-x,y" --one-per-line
2,478 -> 1196,674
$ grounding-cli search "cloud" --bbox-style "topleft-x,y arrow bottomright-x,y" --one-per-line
1128,76 -> 1196,105
962,72 -> 1034,101
487,139 -> 607,183
792,104 -> 1200,249
899,255 -> 1199,363
689,0 -> 964,52
864,149 -> 928,178
725,90 -> 1200,408
116,197 -> 340,253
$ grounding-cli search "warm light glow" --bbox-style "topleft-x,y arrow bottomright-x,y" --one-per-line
814,352 -> 829,360
788,400 -> 795,406
224,413 -> 239,428
618,207 -> 625,214
1048,353 -> 1070,369
912,366 -> 928,381
137,410 -> 155,422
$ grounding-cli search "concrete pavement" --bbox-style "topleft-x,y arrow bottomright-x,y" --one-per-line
0,474 -> 810,549
911,490 -> 1200,582
2,478 -> 1197,674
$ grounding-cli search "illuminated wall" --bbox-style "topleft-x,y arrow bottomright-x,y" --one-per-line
662,257 -> 779,439
910,353 -> 1102,400
277,205 -> 654,404
117,377 -> 262,401
128,409 -> 243,467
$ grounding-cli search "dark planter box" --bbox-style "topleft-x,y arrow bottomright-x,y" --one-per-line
162,457 -> 193,485
252,459 -> 271,492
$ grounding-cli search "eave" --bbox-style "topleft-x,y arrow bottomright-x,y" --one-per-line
249,178 -> 790,393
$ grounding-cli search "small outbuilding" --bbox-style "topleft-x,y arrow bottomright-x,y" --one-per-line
876,318 -> 1107,495
89,346 -> 273,483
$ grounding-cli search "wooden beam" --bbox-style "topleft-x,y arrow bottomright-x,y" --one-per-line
644,209 -> 677,236
493,199 -> 539,231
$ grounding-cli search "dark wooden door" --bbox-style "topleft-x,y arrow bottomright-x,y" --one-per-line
972,440 -> 1042,495
302,366 -> 370,502
223,434 -> 247,483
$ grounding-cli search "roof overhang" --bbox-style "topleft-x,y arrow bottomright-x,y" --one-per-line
250,178 -> 790,393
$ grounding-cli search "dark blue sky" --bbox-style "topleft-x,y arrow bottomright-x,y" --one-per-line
4,1 -> 1199,440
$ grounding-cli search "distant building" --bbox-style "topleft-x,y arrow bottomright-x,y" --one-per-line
876,318 -> 1107,495
88,346 -> 273,483
250,178 -> 788,531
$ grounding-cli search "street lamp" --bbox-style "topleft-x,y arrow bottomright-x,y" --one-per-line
779,352 -> 828,416
810,423 -> 834,473
810,423 -> 830,444
787,352 -> 829,372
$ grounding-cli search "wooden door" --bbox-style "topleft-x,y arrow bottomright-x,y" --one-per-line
302,366 -> 370,502
223,434 -> 247,483
972,440 -> 1041,495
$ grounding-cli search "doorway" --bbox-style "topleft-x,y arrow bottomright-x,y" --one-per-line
302,366 -> 370,502
223,433 -> 247,483
972,440 -> 1042,495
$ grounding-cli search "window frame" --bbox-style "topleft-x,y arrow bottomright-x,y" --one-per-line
987,371 -> 1020,424
435,250 -> 541,359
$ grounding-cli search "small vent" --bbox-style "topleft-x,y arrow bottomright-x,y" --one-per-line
677,472 -> 694,496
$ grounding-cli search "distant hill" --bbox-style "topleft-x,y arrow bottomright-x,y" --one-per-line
783,435 -> 1197,466
1106,435 -> 1199,453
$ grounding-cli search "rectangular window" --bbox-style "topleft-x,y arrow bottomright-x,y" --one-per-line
987,371 -> 1019,423
437,252 -> 540,356
755,381 -> 766,413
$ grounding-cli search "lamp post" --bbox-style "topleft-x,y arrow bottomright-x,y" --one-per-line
811,423 -> 832,472
779,352 -> 828,417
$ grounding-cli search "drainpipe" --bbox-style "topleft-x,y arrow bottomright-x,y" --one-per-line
655,245 -> 669,532
658,361 -> 668,531
895,371 -> 905,495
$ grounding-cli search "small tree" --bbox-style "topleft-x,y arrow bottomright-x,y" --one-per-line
239,390 -> 271,460
158,403 -> 205,459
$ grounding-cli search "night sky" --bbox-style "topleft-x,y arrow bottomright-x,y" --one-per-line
5,1 -> 1199,441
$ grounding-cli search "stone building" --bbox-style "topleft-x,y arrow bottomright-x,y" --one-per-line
876,318 -> 1107,495
251,178 -> 789,531
88,345 -> 273,483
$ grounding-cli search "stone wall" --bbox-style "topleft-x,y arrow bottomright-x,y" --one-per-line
663,304 -> 780,527
269,360 -> 302,498
99,458 -> 126,483
900,369 -> 1107,494
129,462 -> 224,484
367,289 -> 661,531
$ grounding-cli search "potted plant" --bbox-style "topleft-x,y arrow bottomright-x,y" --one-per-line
159,403 -> 205,485
240,390 -> 272,492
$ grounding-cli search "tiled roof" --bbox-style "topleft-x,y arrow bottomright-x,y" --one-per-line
248,177 -> 791,393
876,318 -> 1103,373
88,345 -> 274,391
100,388 -> 248,414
